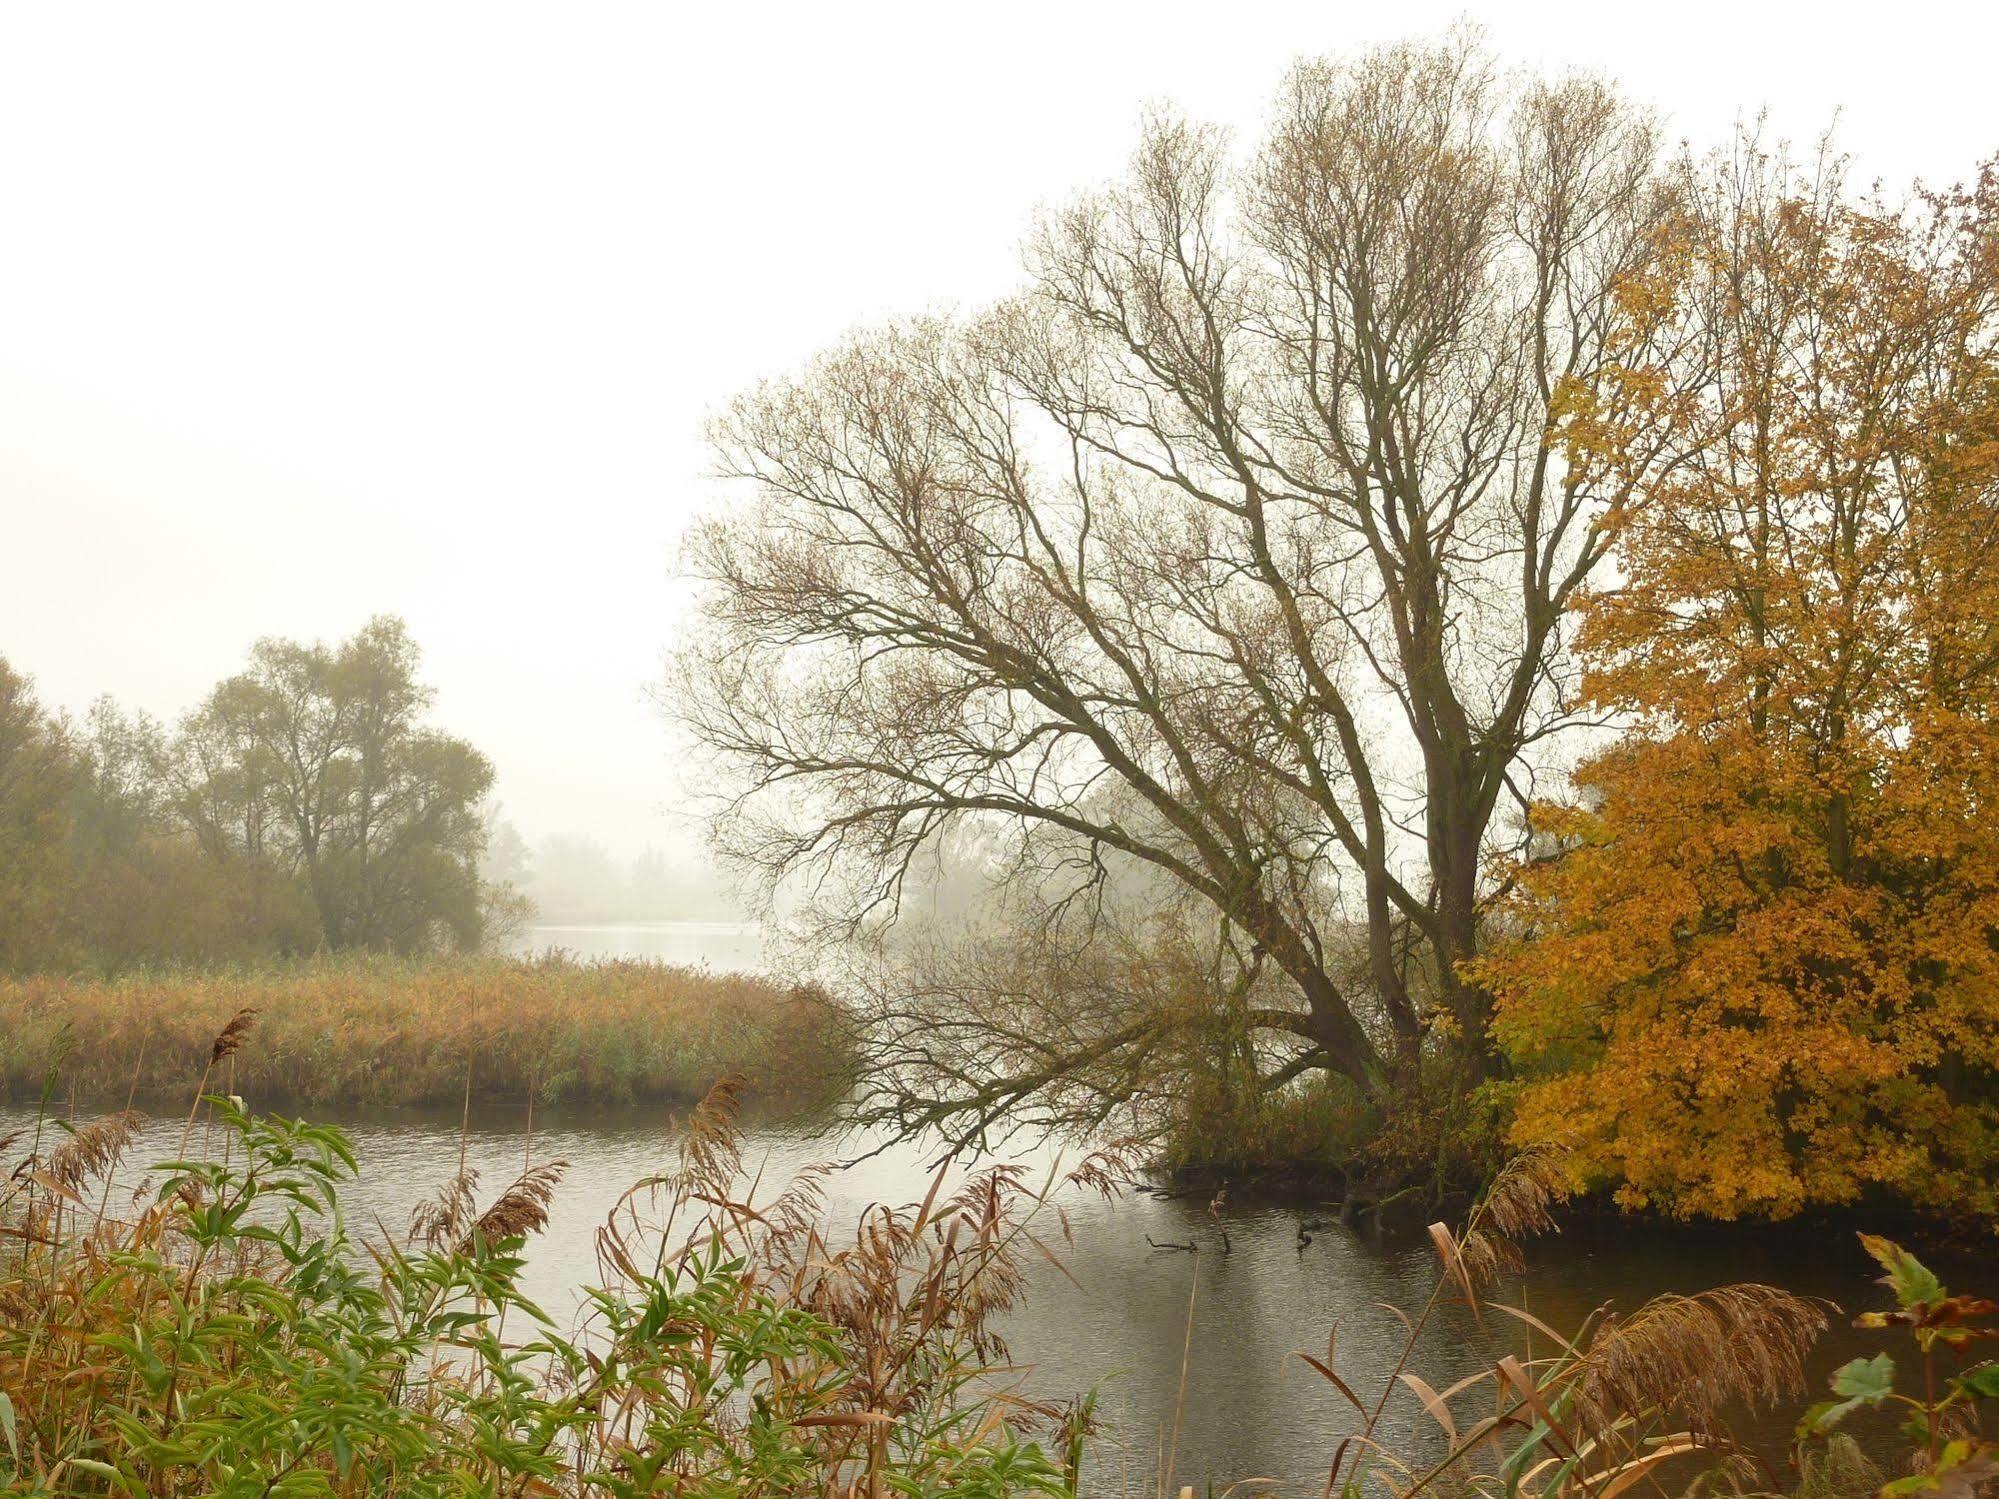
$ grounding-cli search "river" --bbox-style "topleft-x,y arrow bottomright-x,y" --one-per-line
5,922 -> 1958,1490
1,1092 -> 1936,1490
514,919 -> 766,971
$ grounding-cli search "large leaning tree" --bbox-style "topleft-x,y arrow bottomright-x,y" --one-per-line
678,37 -> 1693,1144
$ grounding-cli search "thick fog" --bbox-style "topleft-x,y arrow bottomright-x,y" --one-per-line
3,0 -> 1991,886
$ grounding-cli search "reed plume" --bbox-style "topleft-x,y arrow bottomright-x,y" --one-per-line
410,1164 -> 481,1248
464,1160 -> 568,1249
46,1109 -> 147,1194
1568,1283 -> 1826,1438
1458,1145 -> 1569,1295
1061,1138 -> 1145,1203
678,1072 -> 747,1196
210,1008 -> 257,1065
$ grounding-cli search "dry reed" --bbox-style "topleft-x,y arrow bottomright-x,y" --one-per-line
44,1108 -> 146,1194
465,1159 -> 569,1248
1568,1283 -> 1825,1439
0,953 -> 851,1111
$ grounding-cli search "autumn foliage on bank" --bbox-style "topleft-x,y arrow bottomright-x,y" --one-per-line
1479,149 -> 1999,1224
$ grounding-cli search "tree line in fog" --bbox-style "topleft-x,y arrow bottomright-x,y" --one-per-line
0,617 -> 505,970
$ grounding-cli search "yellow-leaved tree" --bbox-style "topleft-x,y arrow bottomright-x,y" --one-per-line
1477,143 -> 1999,1222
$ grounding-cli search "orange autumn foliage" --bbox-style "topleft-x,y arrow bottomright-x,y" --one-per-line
1479,143 -> 1999,1223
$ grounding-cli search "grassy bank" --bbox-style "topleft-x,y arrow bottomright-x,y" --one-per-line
0,953 -> 852,1111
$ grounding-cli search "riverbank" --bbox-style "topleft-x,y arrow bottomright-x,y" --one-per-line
1152,1155 -> 1995,1259
3,1082 -> 1982,1496
0,953 -> 852,1111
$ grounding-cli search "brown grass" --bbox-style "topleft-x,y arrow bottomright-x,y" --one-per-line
0,953 -> 852,1112
1568,1282 -> 1825,1440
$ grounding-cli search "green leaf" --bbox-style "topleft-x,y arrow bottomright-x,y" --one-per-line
1796,1399 -> 1841,1439
1860,1234 -> 1946,1309
1959,1363 -> 1999,1399
1834,1352 -> 1897,1401
1882,1476 -> 1939,1496
1802,1354 -> 1899,1437
62,1457 -> 139,1494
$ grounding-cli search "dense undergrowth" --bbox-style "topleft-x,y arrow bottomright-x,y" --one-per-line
1153,1056 -> 1514,1228
0,953 -> 852,1110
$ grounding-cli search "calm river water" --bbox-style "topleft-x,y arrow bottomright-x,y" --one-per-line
6,923 -> 1960,1490
2,1095 -> 1940,1490
515,920 -> 765,970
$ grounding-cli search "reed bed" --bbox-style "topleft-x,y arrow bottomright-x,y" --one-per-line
0,953 -> 852,1110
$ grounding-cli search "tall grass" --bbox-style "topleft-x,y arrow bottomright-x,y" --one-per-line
1300,1151 -> 1830,1499
0,953 -> 851,1110
0,1058 -> 1121,1496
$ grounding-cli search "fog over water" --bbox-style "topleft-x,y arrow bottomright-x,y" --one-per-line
517,920 -> 764,972
4,2 -> 1995,874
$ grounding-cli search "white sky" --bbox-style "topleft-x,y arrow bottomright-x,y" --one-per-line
2,1 -> 1993,861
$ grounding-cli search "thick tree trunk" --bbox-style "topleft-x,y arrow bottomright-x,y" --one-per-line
1427,771 -> 1497,1076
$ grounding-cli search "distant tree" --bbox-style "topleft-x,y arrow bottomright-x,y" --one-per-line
179,616 -> 494,953
174,665 -> 317,952
519,834 -> 745,925
1479,147 -> 1999,1221
0,658 -> 82,969
528,833 -> 629,922
476,803 -> 538,950
479,805 -> 535,889
628,844 -> 745,922
628,847 -> 673,914
680,34 -> 1683,1144
76,698 -> 171,840
67,699 -> 232,965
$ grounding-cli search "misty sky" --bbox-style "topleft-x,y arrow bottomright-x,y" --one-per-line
4,1 -> 1994,865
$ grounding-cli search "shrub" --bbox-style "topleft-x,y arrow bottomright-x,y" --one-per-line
1797,1235 -> 1999,1497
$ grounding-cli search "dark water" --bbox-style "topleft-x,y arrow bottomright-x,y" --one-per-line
8,1094 -> 1960,1493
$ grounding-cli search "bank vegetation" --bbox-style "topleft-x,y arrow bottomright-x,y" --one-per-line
2,1050 -> 1990,1496
0,954 -> 849,1112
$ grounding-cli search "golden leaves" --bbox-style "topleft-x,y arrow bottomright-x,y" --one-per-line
1485,147 -> 1999,1226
